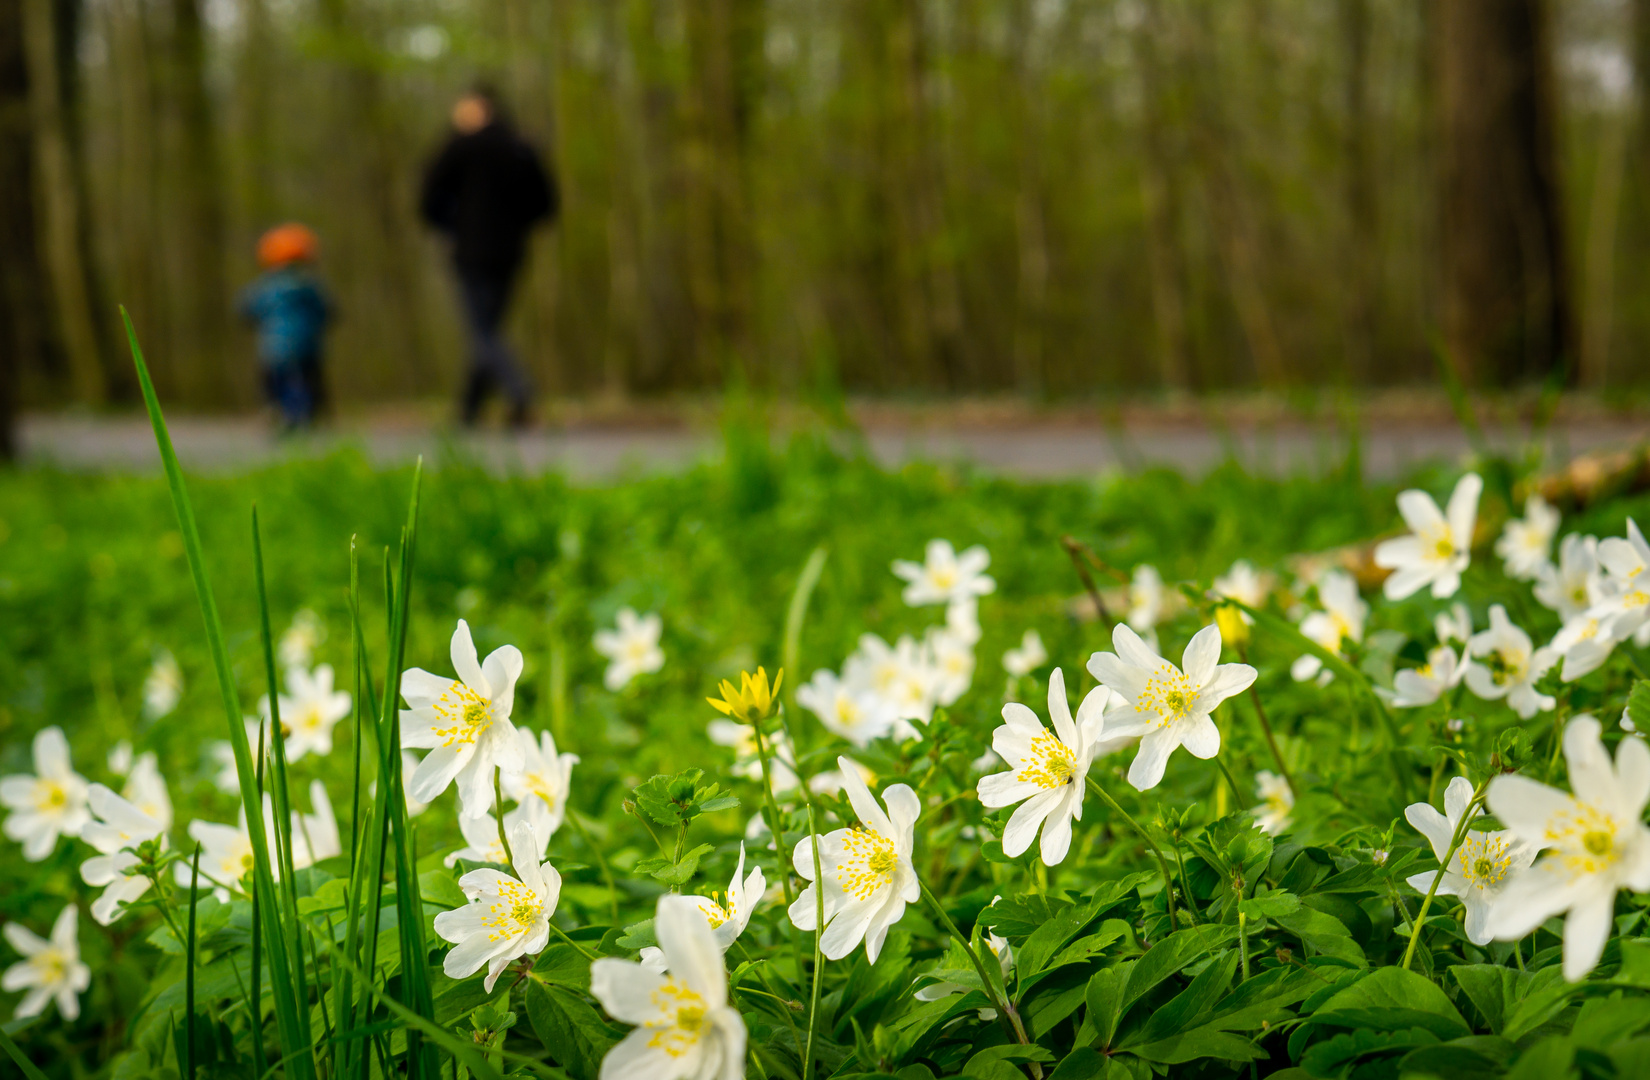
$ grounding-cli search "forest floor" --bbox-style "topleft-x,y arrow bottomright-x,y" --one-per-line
14,396 -> 1649,480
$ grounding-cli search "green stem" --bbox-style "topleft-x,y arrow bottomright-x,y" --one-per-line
1238,644 -> 1295,796
1087,777 -> 1179,932
568,811 -> 620,924
1173,843 -> 1200,927
547,920 -> 600,962
1401,780 -> 1489,971
919,881 -> 1042,1079
1238,911 -> 1250,982
1215,755 -> 1245,807
494,771 -> 517,879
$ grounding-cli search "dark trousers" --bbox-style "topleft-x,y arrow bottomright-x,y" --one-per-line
456,267 -> 532,426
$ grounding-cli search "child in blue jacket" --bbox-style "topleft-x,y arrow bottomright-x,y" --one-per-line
240,224 -> 334,429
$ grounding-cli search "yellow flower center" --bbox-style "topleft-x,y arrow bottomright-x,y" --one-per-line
931,566 -> 957,590
37,782 -> 67,812
624,638 -> 653,662
1137,665 -> 1196,727
1457,834 -> 1512,889
699,892 -> 733,929
835,699 -> 862,729
526,775 -> 558,810
1626,590 -> 1649,609
1014,731 -> 1077,790
1482,649 -> 1525,687
837,827 -> 899,900
1434,536 -> 1455,559
297,704 -> 324,731
647,980 -> 709,1057
1547,802 -> 1623,876
481,880 -> 541,940
431,683 -> 492,748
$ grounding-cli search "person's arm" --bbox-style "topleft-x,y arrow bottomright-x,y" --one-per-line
519,144 -> 556,227
419,138 -> 462,231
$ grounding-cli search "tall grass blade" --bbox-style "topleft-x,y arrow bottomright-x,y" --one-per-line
186,843 -> 201,1080
0,1026 -> 50,1080
122,308 -> 317,1080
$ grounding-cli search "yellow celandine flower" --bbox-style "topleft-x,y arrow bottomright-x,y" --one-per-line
707,668 -> 783,725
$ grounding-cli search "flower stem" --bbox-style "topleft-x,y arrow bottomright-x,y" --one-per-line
493,771 -> 517,879
568,811 -> 620,924
918,880 -> 1042,1079
1400,779 -> 1489,971
1087,777 -> 1179,932
1238,911 -> 1250,981
546,920 -> 600,962
1238,645 -> 1296,796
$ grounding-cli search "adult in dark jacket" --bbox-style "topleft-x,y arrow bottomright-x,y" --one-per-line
420,86 -> 557,427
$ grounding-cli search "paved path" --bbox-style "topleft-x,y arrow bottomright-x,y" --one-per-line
15,413 -> 1648,482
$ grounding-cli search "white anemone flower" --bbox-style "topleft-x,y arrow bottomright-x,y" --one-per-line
2,905 -> 90,1021
1249,772 -> 1294,836
707,721 -> 798,793
80,759 -> 172,926
1374,472 -> 1483,600
1434,602 -> 1473,647
1387,645 -> 1464,708
1125,564 -> 1167,651
592,894 -> 747,1080
143,648 -> 183,720
796,670 -> 896,748
180,814 -> 255,900
262,664 -> 352,761
1,727 -> 91,862
642,843 -> 767,974
1591,518 -> 1650,644
402,751 -> 431,817
789,756 -> 920,963
1087,623 -> 1257,792
1002,630 -> 1048,678
594,608 -> 665,692
291,781 -> 341,868
1535,534 -> 1602,620
925,624 -> 976,707
1405,776 -> 1536,946
444,805 -> 549,868
915,925 -> 1013,1018
977,669 -> 1128,865
400,619 -> 524,818
501,727 -> 579,839
433,821 -> 561,992
208,718 -> 276,795
107,741 -> 133,777
805,757 -> 877,797
844,633 -> 936,732
278,609 -> 326,669
1488,716 -> 1650,980
946,598 -> 982,645
1552,612 -> 1617,683
1211,560 -> 1272,621
1464,605 -> 1556,719
1495,494 -> 1560,581
1290,570 -> 1367,684
892,539 -> 995,607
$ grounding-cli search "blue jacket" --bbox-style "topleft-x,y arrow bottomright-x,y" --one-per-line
239,268 -> 333,369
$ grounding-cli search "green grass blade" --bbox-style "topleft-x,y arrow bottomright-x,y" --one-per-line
329,958 -> 506,1080
782,545 -> 829,738
186,843 -> 201,1080
122,308 -> 317,1080
0,1025 -> 50,1080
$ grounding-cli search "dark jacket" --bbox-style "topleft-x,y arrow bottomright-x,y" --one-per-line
238,267 -> 333,369
419,122 -> 556,277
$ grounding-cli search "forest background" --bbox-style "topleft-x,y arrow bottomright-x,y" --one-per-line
2,0 -> 1649,428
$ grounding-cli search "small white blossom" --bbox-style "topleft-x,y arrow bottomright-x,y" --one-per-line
681,843 -> 765,952
433,821 -> 561,992
1589,518 -> 1650,645
1373,472 -> 1482,600
1434,603 -> 1473,646
1464,605 -> 1556,719
291,781 -> 341,868
1405,776 -> 1535,945
1087,623 -> 1257,792
892,539 -> 995,607
797,670 -> 896,748
1496,494 -> 1560,580
945,599 -> 982,646
445,805 -> 549,868
977,669 -> 1129,865
501,727 -> 579,839
594,609 -> 665,692
1534,534 -> 1602,620
278,609 -> 326,669
1552,611 -> 1617,683
1,727 -> 91,861
80,757 -> 172,925
208,718 -> 271,795
400,619 -> 524,818
805,757 -> 877,797
1002,630 -> 1048,678
1290,570 -> 1367,684
915,917 -> 1012,1019
592,894 -> 747,1080
1249,772 -> 1293,836
107,741 -> 133,777
143,649 -> 183,720
925,623 -> 976,707
1488,716 -> 1650,980
789,757 -> 920,962
262,664 -> 352,761
1211,560 -> 1272,621
844,633 -> 936,734
1125,564 -> 1168,650
2,905 -> 90,1021
1387,645 -> 1464,708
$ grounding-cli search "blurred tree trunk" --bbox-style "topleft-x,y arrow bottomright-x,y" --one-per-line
165,0 -> 233,406
1008,2 -> 1047,398
1133,4 -> 1191,392
683,0 -> 762,385
1341,0 -> 1378,382
239,0 -> 275,226
1436,0 -> 1572,386
600,0 -> 640,400
1,0 -> 53,455
23,0 -> 104,404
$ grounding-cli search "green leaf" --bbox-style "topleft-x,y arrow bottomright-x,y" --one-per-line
1120,923 -> 1238,1016
1239,888 -> 1302,920
1502,966 -> 1581,1044
961,1044 -> 1057,1080
1300,1026 -> 1439,1075
981,892 -> 1073,940
1129,1026 -> 1265,1066
526,980 -> 619,1080
614,919 -> 656,951
1310,966 -> 1471,1040
1085,965 -> 1127,1049
1451,964 -> 1523,1035
418,868 -> 469,910
696,795 -> 741,813
1629,680 -> 1650,731
1399,1036 -> 1517,1079
1275,905 -> 1368,966
1122,949 -> 1239,1046
1048,1048 -> 1107,1080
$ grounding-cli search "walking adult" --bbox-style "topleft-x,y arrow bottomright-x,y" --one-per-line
420,85 -> 557,428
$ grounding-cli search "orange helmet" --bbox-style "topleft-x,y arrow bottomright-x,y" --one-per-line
257,223 -> 319,268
